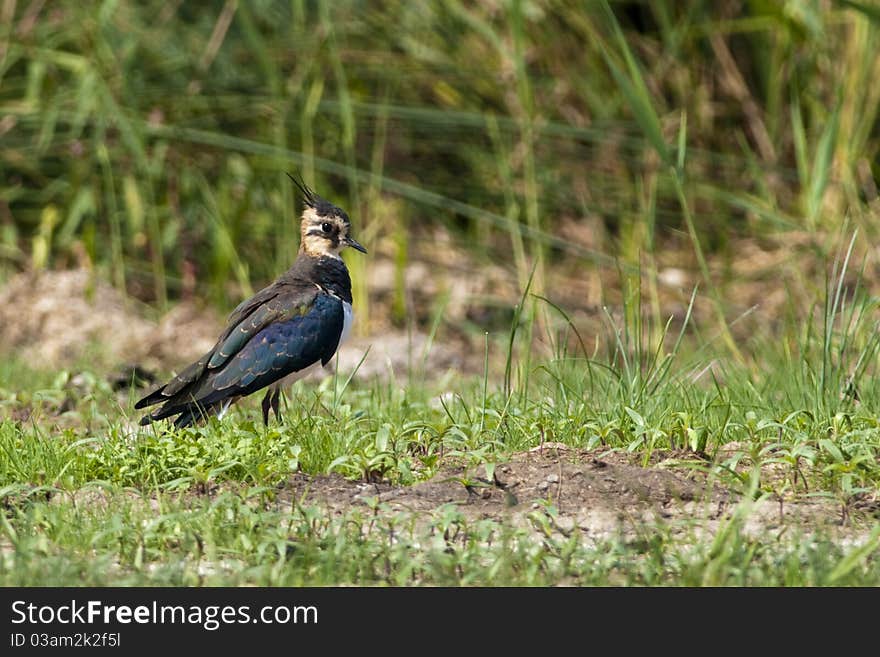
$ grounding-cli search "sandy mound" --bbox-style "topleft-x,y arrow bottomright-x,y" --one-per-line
0,268 -> 465,379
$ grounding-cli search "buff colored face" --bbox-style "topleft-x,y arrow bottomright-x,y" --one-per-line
300,207 -> 367,258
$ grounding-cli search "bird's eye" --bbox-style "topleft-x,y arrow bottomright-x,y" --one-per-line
321,222 -> 333,233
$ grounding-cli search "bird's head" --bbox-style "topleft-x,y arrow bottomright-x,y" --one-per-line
288,174 -> 367,260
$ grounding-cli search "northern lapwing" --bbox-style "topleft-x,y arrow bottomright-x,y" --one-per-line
135,175 -> 367,428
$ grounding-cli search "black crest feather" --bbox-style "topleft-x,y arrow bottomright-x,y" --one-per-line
286,172 -> 319,208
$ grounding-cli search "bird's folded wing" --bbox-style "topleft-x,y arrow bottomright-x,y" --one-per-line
136,284 -> 311,406
224,282 -> 282,329
149,285 -> 288,398
200,292 -> 345,398
208,296 -> 310,369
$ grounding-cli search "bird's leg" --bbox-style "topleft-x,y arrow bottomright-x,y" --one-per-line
270,388 -> 282,424
261,390 -> 272,426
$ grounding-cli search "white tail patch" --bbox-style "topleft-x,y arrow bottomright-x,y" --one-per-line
217,398 -> 234,420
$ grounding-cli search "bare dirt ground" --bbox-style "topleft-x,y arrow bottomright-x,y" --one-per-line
275,446 -> 869,545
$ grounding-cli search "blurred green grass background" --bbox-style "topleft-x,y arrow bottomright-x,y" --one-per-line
1,0 -> 879,341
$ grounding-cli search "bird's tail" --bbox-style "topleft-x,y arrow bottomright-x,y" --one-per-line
138,399 -> 219,428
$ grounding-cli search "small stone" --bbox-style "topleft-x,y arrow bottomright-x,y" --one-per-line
555,517 -> 575,533
546,474 -> 559,483
537,481 -> 549,491
659,267 -> 687,288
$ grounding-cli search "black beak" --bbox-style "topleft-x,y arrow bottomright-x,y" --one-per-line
346,236 -> 368,254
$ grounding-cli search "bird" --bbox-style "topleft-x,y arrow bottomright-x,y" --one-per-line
135,174 -> 367,428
